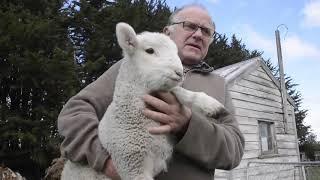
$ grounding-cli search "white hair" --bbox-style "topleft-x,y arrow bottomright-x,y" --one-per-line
168,4 -> 215,30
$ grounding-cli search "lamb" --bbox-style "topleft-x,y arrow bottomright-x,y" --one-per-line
61,22 -> 226,180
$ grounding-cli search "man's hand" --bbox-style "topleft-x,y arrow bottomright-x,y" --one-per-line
142,91 -> 192,135
103,158 -> 120,180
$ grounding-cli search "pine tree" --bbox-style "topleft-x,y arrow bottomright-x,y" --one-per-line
207,33 -> 262,68
0,0 -> 79,179
67,0 -> 171,86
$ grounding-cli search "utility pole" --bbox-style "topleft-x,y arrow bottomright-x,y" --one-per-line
275,26 -> 289,134
276,25 -> 302,169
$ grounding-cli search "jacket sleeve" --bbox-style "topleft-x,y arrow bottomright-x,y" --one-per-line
57,61 -> 121,172
174,86 -> 245,170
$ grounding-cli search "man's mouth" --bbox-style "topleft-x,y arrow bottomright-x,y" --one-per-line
186,43 -> 201,50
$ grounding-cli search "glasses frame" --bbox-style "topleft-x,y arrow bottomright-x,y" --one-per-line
170,21 -> 215,38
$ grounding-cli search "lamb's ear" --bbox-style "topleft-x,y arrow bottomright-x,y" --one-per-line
116,22 -> 138,55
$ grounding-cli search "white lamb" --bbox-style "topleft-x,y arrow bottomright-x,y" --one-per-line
61,22 -> 225,180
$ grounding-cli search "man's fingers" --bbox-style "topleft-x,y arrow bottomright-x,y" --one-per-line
143,94 -> 170,113
156,92 -> 177,104
143,109 -> 170,124
104,158 -> 120,179
148,125 -> 172,134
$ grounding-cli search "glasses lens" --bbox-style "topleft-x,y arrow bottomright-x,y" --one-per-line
201,27 -> 212,37
183,21 -> 198,32
181,21 -> 214,37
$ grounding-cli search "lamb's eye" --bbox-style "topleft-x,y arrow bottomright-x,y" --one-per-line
145,48 -> 154,54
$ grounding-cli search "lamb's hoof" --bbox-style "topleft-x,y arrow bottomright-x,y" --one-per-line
195,97 -> 224,118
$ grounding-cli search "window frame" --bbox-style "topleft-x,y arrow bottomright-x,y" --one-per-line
258,120 -> 277,156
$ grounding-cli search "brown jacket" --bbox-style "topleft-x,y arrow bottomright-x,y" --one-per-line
57,60 -> 244,180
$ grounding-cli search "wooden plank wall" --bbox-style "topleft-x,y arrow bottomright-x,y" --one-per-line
214,66 -> 299,180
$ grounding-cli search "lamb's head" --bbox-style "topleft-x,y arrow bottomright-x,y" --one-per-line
116,22 -> 183,91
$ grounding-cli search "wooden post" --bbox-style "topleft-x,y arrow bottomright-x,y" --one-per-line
275,29 -> 289,134
276,26 -> 301,164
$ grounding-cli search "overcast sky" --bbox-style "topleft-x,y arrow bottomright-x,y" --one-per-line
165,0 -> 320,139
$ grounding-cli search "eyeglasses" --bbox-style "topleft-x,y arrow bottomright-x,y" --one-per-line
171,21 -> 215,38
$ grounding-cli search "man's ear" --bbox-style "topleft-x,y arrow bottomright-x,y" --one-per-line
163,26 -> 170,36
209,37 -> 214,45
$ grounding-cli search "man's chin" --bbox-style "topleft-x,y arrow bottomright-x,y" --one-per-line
181,53 -> 203,65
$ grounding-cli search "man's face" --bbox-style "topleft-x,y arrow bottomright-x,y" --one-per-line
164,7 -> 214,65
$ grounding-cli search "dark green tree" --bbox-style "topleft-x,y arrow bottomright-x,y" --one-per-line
207,33 -> 262,68
67,0 -> 171,86
299,133 -> 319,160
285,76 -> 310,144
0,0 -> 79,179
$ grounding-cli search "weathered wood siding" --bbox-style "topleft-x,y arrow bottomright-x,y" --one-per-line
214,66 -> 299,180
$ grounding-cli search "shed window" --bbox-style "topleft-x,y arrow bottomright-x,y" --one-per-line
259,121 -> 276,155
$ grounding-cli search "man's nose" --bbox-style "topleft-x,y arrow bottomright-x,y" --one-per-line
192,28 -> 203,38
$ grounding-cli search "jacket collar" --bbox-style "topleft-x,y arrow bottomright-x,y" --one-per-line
183,61 -> 214,74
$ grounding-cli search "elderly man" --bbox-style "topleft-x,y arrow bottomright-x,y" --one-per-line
58,4 -> 244,180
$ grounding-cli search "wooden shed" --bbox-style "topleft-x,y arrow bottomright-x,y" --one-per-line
213,57 -> 300,180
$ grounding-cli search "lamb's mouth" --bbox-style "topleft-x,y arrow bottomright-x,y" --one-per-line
169,76 -> 182,82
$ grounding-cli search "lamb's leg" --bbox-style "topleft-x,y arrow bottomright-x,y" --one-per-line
61,160 -> 110,180
132,156 -> 154,180
110,145 -> 159,180
171,86 -> 225,118
134,174 -> 153,180
132,150 -> 171,180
